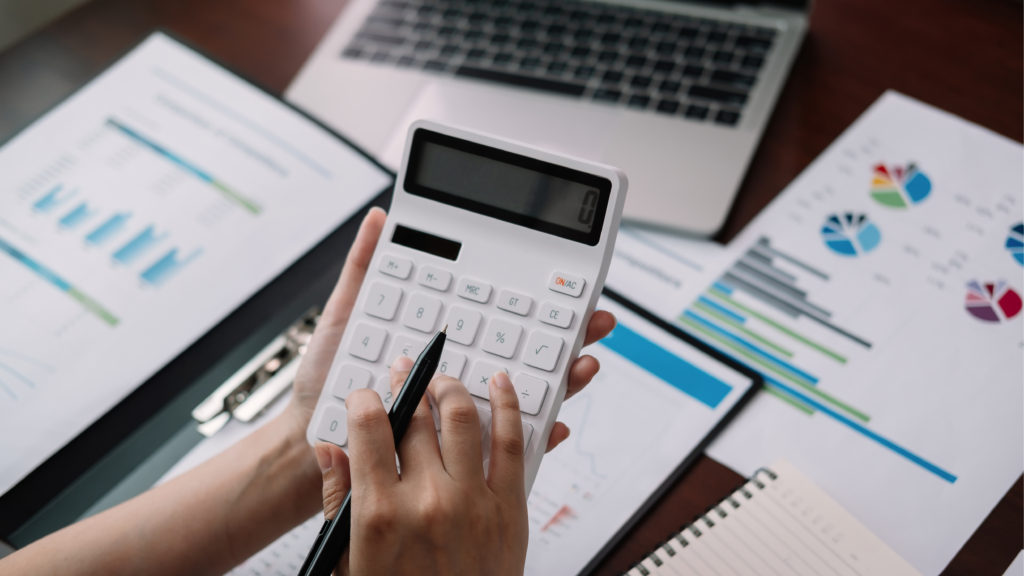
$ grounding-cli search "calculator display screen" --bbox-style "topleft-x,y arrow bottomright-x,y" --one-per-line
404,129 -> 612,246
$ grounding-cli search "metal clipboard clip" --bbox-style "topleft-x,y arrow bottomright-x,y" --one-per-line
191,308 -> 320,437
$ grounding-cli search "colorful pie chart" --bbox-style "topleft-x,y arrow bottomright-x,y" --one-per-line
821,212 -> 881,257
965,280 -> 1022,323
1006,222 -> 1024,266
870,163 -> 931,208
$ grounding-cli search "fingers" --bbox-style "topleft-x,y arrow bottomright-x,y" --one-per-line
320,207 -> 387,332
582,310 -> 616,346
389,356 -> 442,474
430,375 -> 484,482
346,388 -> 400,490
564,355 -> 600,401
486,372 -> 526,501
316,443 -> 352,520
545,422 -> 570,453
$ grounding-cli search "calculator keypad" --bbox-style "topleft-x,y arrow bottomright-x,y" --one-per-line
319,252 -> 586,454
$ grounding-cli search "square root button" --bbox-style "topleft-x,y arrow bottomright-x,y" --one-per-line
548,271 -> 585,297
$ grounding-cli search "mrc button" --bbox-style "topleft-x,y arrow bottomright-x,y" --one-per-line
548,271 -> 585,297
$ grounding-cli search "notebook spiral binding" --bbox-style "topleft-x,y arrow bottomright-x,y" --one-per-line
624,467 -> 780,576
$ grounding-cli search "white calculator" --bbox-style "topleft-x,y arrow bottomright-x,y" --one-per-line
306,120 -> 627,491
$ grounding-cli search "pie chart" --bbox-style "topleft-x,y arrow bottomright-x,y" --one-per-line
821,212 -> 881,257
870,163 -> 931,208
965,280 -> 1022,323
1006,222 -> 1024,266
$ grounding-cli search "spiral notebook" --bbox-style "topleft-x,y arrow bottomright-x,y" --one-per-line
626,460 -> 920,576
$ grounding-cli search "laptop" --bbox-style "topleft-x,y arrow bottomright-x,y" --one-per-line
287,0 -> 809,236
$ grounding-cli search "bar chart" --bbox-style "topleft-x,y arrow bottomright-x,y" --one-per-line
680,236 -> 957,483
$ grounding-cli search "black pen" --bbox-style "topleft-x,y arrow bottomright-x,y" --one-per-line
298,325 -> 448,576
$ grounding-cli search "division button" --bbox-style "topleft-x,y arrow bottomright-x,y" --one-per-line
512,373 -> 548,415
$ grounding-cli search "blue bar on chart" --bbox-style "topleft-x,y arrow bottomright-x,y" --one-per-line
58,202 -> 95,230
113,225 -> 166,265
141,247 -> 202,286
601,322 -> 732,409
32,184 -> 74,213
86,212 -> 131,246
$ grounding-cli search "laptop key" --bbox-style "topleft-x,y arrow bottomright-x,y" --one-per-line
628,94 -> 651,109
593,88 -> 622,103
574,65 -> 596,79
715,109 -> 741,126
712,50 -> 733,64
684,45 -> 704,59
741,54 -> 765,70
630,75 -> 652,89
658,79 -> 681,94
626,54 -> 647,68
685,104 -> 709,120
689,84 -> 748,105
603,70 -> 624,84
711,69 -> 756,88
736,35 -> 772,52
455,65 -> 587,97
656,99 -> 680,114
654,59 -> 675,73
682,64 -> 703,78
424,60 -> 449,72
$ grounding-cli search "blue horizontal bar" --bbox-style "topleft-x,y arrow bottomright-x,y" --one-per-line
0,235 -> 71,293
601,322 -> 732,409
713,281 -> 733,295
763,376 -> 957,483
683,310 -> 819,385
696,295 -> 746,324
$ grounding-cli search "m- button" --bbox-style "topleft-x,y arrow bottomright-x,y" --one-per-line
548,271 -> 585,297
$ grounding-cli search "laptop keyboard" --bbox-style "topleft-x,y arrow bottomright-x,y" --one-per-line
340,0 -> 777,127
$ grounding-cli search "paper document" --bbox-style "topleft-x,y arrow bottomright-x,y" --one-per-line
629,460 -> 920,576
664,92 -> 1022,575
524,292 -> 756,575
0,33 -> 391,495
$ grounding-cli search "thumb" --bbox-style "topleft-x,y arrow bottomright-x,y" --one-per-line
315,443 -> 352,520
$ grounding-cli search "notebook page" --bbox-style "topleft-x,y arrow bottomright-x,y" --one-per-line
629,460 -> 919,576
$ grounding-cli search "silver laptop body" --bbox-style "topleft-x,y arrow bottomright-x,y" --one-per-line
287,0 -> 809,236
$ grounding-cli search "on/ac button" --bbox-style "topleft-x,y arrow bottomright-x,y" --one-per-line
548,271 -> 586,297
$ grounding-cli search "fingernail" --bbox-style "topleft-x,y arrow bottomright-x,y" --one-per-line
393,356 -> 414,371
315,444 -> 332,473
492,371 -> 512,389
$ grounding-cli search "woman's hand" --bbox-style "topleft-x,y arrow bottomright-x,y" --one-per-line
318,361 -> 532,576
284,206 -> 615,452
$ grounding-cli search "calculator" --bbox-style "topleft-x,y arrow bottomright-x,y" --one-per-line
306,120 -> 626,491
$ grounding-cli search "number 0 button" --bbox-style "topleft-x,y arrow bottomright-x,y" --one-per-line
316,404 -> 348,446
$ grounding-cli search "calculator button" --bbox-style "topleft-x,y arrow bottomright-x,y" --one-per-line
379,253 -> 413,279
374,376 -> 396,411
437,348 -> 467,380
457,277 -> 493,303
349,322 -> 388,362
364,281 -> 403,320
330,364 -> 373,400
315,404 -> 348,446
548,271 -> 586,297
446,306 -> 482,346
481,318 -> 523,359
512,374 -> 548,415
523,331 -> 565,372
497,289 -> 533,316
387,334 -> 425,366
521,422 -> 534,451
539,301 -> 574,328
417,265 -> 452,292
466,360 -> 509,400
402,292 -> 443,333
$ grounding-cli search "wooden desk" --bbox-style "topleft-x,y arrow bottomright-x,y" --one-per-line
0,0 -> 1020,573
